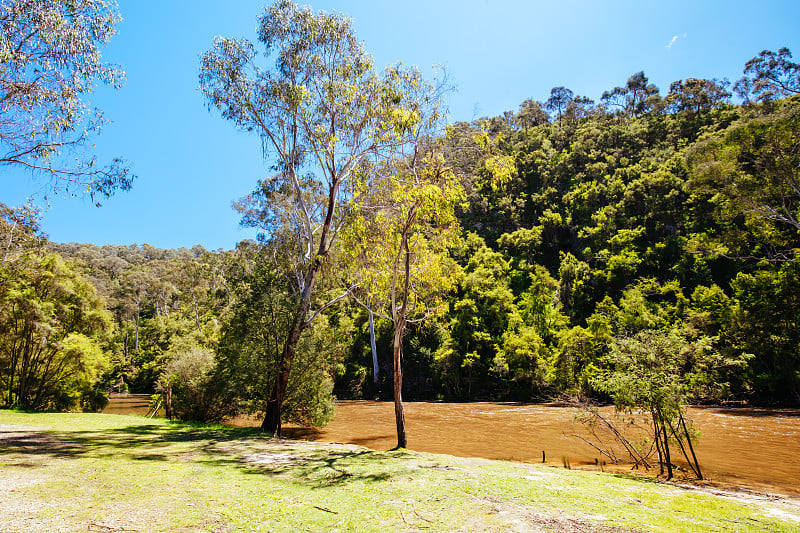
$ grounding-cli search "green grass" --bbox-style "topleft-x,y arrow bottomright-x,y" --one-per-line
1,410 -> 798,532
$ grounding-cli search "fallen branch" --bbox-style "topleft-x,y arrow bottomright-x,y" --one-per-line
566,433 -> 620,463
571,401 -> 652,469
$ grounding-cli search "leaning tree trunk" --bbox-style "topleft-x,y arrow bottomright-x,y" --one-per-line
680,414 -> 703,479
262,174 -> 341,436
652,408 -> 665,476
261,258 -> 322,436
262,296 -> 309,436
655,407 -> 673,480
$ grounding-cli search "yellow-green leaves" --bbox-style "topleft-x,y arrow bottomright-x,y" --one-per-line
484,154 -> 517,189
340,143 -> 465,326
0,251 -> 111,411
389,107 -> 420,135
474,128 -> 517,189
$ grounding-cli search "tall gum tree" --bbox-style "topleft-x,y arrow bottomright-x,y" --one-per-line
200,0 -> 433,435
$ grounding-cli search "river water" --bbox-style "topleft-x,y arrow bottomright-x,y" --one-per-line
104,396 -> 800,497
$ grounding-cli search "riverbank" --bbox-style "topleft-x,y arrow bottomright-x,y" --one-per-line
2,411 -> 799,532
103,396 -> 800,498
277,400 -> 800,498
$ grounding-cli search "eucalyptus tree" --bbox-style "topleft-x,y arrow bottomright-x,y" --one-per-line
734,47 -> 799,103
516,99 -> 549,130
200,0 -> 435,435
601,72 -> 660,117
687,97 -> 800,260
0,0 -> 132,200
545,86 -> 573,125
1,201 -> 43,261
342,141 -> 463,448
666,78 -> 731,115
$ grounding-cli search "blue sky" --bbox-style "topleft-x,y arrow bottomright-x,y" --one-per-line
4,0 -> 799,250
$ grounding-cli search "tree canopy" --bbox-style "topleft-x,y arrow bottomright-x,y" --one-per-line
0,0 -> 132,200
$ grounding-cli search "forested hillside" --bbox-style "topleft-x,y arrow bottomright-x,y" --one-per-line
2,46 -> 798,421
433,78 -> 799,405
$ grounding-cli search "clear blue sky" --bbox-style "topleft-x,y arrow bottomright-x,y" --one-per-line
4,0 -> 799,250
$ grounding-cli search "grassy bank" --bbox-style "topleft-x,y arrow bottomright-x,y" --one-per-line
1,411 -> 798,532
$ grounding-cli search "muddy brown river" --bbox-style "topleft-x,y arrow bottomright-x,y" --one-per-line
105,396 -> 800,497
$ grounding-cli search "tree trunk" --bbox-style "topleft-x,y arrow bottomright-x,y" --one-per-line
391,233 -> 412,449
193,295 -> 203,334
261,322 -> 301,436
6,343 -> 19,407
165,383 -> 173,419
2,220 -> 16,262
261,258 -> 322,436
680,414 -> 703,480
653,410 -> 664,476
262,177 -> 338,436
656,409 -> 673,480
367,292 -> 379,386
667,415 -> 697,478
393,322 -> 407,448
134,302 -> 140,352
123,315 -> 129,360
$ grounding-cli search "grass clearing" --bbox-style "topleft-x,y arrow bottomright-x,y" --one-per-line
1,410 -> 798,532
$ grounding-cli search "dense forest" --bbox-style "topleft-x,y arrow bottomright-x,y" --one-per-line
3,61 -> 798,419
1,1 -> 798,429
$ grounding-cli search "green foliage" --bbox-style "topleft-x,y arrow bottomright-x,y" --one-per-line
557,252 -> 594,322
734,47 -> 800,103
729,262 -> 800,401
687,96 -> 800,260
0,202 -> 45,258
48,240 -> 236,395
214,262 -> 336,426
550,324 -> 607,396
595,330 -> 698,412
592,329 -> 712,478
0,251 -> 110,410
495,324 -> 548,388
601,71 -> 660,117
6,44 -> 799,411
437,52 -> 799,405
435,239 -> 516,398
201,0 -> 456,433
158,337 -> 231,423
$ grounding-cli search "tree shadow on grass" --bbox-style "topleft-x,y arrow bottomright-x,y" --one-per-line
0,418 -> 416,487
1,421 -> 251,456
227,446 -> 415,488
